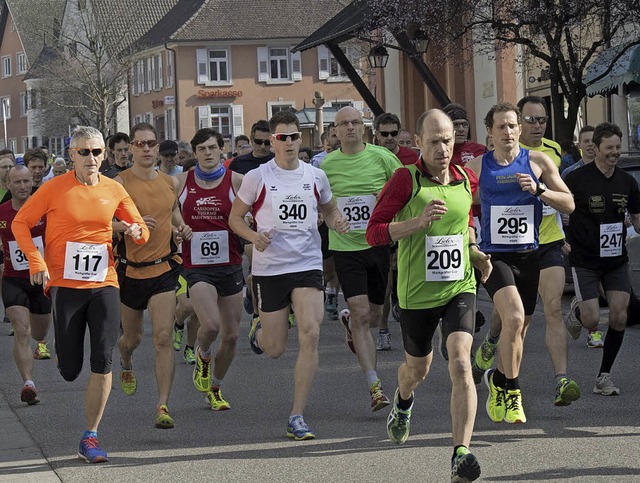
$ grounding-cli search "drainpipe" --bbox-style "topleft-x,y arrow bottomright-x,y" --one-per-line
165,43 -> 179,139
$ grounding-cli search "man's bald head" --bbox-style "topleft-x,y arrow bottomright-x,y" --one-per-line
416,109 -> 454,137
7,165 -> 33,203
8,164 -> 32,182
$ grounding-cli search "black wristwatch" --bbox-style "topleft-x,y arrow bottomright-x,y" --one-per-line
534,182 -> 546,197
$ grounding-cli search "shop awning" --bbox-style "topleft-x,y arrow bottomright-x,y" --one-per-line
585,44 -> 640,96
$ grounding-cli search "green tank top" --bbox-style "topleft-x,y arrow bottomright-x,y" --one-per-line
396,165 -> 476,309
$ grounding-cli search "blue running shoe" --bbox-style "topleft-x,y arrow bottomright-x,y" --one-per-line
248,317 -> 263,354
78,436 -> 108,463
287,415 -> 315,440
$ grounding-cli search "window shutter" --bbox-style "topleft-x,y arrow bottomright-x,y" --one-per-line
317,45 -> 330,80
257,47 -> 269,82
196,48 -> 208,84
291,49 -> 302,81
130,66 -> 137,95
232,104 -> 244,136
157,54 -> 163,89
198,105 -> 211,128
149,57 -> 156,91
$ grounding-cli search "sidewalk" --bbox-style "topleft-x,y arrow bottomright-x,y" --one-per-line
0,390 -> 60,483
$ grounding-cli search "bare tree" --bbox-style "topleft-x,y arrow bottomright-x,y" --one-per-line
29,2 -> 140,137
366,0 -> 640,140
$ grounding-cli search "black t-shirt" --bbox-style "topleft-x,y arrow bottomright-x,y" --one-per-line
228,152 -> 274,175
566,161 -> 640,269
102,163 -> 131,179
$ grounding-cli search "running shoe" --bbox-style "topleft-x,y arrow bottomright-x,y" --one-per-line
193,349 -> 211,392
20,384 -> 40,405
554,377 -> 581,406
340,309 -> 356,354
451,447 -> 481,482
436,321 -> 448,361
376,329 -> 391,351
391,301 -> 401,322
287,415 -> 315,440
587,330 -> 604,348
8,325 -> 13,336
207,386 -> 231,411
503,389 -> 526,424
183,346 -> 196,364
593,372 -> 620,396
119,369 -> 137,396
3,315 -> 9,324
565,297 -> 582,340
325,293 -> 338,320
172,322 -> 184,351
483,369 -> 506,423
155,405 -> 174,429
386,388 -> 412,444
248,317 -> 263,354
370,379 -> 390,412
472,334 -> 498,384
78,436 -> 108,463
34,342 -> 51,360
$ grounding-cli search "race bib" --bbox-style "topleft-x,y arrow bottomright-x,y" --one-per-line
8,236 -> 44,271
272,192 -> 314,230
490,205 -> 535,244
425,235 -> 464,281
337,195 -> 375,231
63,242 -> 108,282
600,222 -> 623,257
190,231 -> 229,265
542,202 -> 557,217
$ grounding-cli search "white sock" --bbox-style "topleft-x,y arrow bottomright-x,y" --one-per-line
366,371 -> 379,387
326,287 -> 336,296
24,380 -> 34,387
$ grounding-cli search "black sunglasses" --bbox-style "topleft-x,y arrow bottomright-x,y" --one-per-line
379,131 -> 399,138
72,148 -> 104,157
253,139 -> 271,146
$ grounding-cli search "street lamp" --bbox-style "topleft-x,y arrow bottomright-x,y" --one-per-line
367,44 -> 389,68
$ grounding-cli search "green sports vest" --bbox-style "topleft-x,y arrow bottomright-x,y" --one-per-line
396,165 -> 476,309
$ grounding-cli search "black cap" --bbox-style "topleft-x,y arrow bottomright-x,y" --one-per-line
158,140 -> 178,156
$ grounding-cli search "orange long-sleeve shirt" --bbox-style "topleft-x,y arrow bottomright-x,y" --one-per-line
12,171 -> 149,291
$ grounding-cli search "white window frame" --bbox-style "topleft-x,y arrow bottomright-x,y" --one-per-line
133,114 -> 143,125
20,92 -> 27,116
166,50 -> 174,88
196,48 -> 232,86
16,52 -> 27,74
50,137 -> 64,157
330,100 -> 353,110
8,138 -> 16,153
269,47 -> 289,81
2,56 -> 11,78
165,107 -> 176,140
257,46 -> 302,84
267,101 -> 295,118
0,96 -> 11,119
144,112 -> 153,126
21,136 -> 28,152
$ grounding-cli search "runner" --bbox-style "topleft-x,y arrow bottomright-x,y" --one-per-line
0,166 -> 51,404
12,126 -> 148,463
114,123 -> 191,430
176,128 -> 244,410
229,110 -> 349,440
367,110 -> 490,482
321,106 -> 402,411
466,102 -> 574,424
565,122 -> 640,395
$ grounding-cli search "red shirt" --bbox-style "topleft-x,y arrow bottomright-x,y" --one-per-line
395,146 -> 420,166
366,158 -> 478,247
452,141 -> 486,166
0,200 -> 46,278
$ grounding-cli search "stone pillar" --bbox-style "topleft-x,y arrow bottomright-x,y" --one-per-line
313,91 -> 325,149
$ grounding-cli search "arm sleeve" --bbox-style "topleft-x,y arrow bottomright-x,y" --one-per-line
366,168 -> 412,246
12,190 -> 49,275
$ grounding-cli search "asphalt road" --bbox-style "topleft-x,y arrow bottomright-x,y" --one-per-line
1,290 -> 640,482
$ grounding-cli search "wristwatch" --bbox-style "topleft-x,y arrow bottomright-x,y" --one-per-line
534,182 -> 546,197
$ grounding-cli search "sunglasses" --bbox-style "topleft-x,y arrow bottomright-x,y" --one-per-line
273,132 -> 302,142
523,115 -> 548,125
253,139 -> 271,146
130,140 -> 158,148
378,130 -> 399,138
72,148 -> 105,157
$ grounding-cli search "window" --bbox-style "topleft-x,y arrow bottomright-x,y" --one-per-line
133,114 -> 143,125
16,52 -> 27,74
198,104 -> 243,137
21,137 -> 28,152
50,137 -> 64,157
331,101 -> 353,110
148,54 -> 162,90
2,56 -> 11,77
166,50 -> 174,88
9,139 -> 16,153
144,112 -> 153,126
137,60 -> 145,94
28,89 -> 41,109
10,18 -> 15,32
269,48 -> 288,80
268,102 -> 295,118
144,58 -> 150,92
0,96 -> 11,119
20,92 -> 27,116
196,48 -> 231,85
165,108 -> 176,140
210,106 -> 231,136
318,45 -> 362,81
